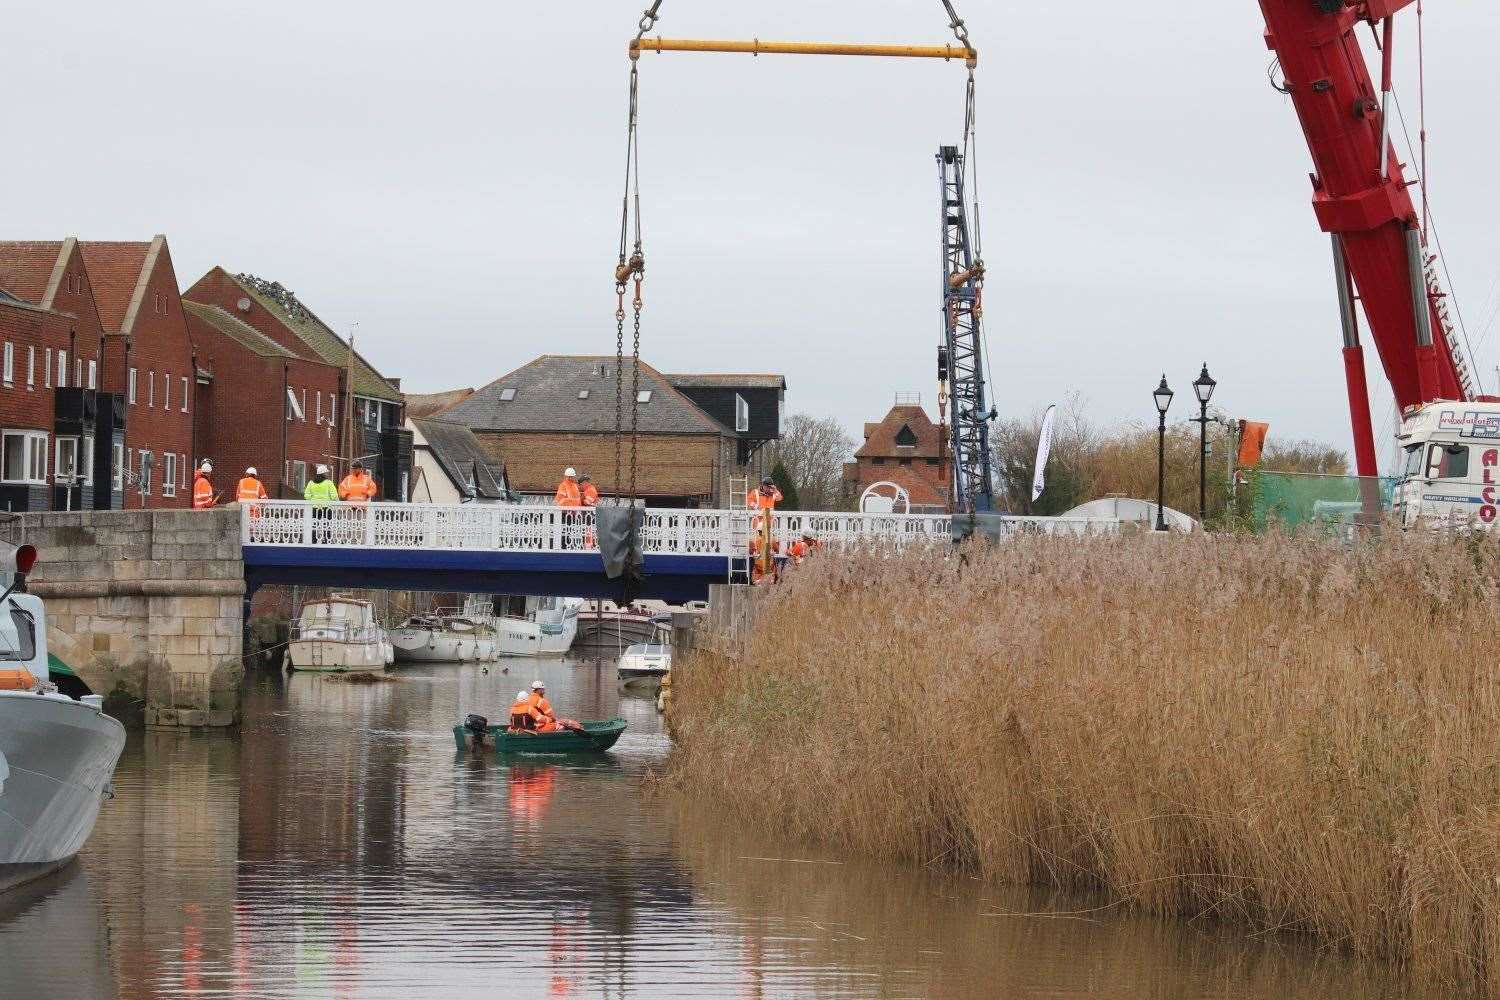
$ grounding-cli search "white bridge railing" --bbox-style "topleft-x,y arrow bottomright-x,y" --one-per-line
240,500 -> 955,555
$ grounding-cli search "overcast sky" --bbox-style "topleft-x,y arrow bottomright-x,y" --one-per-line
8,2 -> 1500,467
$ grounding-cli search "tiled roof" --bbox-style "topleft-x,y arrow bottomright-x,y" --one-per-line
229,273 -> 402,402
0,241 -> 64,306
78,240 -> 152,333
405,387 -> 475,419
412,417 -> 509,500
666,373 -> 786,390
184,301 -> 300,359
445,356 -> 727,436
854,405 -> 944,459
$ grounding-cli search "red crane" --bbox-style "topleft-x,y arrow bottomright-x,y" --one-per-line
1259,0 -> 1476,476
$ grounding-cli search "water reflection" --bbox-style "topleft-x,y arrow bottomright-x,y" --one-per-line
0,657 -> 1431,998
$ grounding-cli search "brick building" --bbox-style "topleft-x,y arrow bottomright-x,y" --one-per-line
440,356 -> 785,507
842,402 -> 951,513
183,268 -> 410,500
81,237 -> 198,509
0,239 -> 115,511
185,302 -> 343,499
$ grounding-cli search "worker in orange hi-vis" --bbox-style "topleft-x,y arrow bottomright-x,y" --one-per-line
555,468 -> 582,508
237,467 -> 268,518
746,476 -> 782,511
578,473 -> 600,508
338,461 -> 379,503
192,461 -> 216,509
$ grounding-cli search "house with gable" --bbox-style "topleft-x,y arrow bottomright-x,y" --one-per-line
842,399 -> 951,513
440,355 -> 785,507
184,268 -> 411,500
0,238 -> 119,511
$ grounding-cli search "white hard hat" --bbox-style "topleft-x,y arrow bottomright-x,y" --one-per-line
564,467 -> 577,478
316,464 -> 330,475
531,680 -> 546,690
516,690 -> 530,702
245,467 -> 257,476
199,461 -> 212,473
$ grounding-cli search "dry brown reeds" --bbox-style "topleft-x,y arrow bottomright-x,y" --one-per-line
670,529 -> 1500,995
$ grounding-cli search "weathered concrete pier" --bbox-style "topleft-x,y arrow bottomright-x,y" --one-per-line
19,508 -> 244,728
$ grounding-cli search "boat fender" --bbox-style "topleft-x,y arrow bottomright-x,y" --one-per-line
463,714 -> 489,747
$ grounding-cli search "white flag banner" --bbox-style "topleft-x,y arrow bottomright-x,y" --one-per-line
1032,404 -> 1057,503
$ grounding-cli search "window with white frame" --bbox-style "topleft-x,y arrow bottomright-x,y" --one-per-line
2,431 -> 48,484
180,454 -> 189,491
87,359 -> 96,389
26,347 -> 34,388
148,369 -> 154,407
54,437 -> 79,483
128,368 -> 137,404
57,350 -> 66,388
286,386 -> 304,421
180,376 -> 188,413
162,452 -> 177,497
3,342 -> 13,385
291,460 -> 307,492
112,442 -> 124,491
74,357 -> 81,387
82,438 -> 94,485
301,388 -> 308,422
44,349 -> 52,389
327,393 -> 335,428
735,393 -> 749,433
315,391 -> 322,424
138,450 -> 152,495
164,372 -> 171,411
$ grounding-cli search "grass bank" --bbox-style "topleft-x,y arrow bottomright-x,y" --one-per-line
670,530 -> 1500,995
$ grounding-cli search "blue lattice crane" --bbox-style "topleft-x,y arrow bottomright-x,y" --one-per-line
936,145 -> 995,515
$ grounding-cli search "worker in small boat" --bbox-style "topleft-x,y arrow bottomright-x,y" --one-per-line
578,473 -> 599,508
237,466 -> 267,517
555,468 -> 582,508
509,689 -> 540,731
527,680 -> 560,732
339,461 -> 379,503
746,476 -> 783,511
192,461 -> 216,509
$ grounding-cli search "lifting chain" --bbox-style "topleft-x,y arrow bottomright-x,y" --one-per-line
615,32 -> 648,505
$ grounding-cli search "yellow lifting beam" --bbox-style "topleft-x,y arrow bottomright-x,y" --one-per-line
630,37 -> 978,65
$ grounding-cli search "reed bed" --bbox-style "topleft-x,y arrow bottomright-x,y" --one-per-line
670,529 -> 1500,995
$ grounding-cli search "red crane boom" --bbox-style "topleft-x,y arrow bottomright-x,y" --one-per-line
1259,0 -> 1472,476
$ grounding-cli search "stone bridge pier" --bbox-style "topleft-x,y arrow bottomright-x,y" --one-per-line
19,508 -> 244,728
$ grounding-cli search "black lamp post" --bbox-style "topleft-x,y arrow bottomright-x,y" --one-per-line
1191,364 -> 1217,525
1153,375 -> 1173,531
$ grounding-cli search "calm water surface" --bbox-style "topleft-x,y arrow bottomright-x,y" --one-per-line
0,657 -> 1422,999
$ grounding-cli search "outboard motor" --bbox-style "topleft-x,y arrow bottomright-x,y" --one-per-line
463,714 -> 489,747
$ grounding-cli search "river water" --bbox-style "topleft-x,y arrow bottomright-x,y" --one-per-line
0,658 -> 1421,999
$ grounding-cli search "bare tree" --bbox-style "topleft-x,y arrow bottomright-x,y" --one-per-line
773,414 -> 857,511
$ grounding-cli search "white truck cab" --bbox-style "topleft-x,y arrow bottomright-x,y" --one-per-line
1393,401 -> 1500,529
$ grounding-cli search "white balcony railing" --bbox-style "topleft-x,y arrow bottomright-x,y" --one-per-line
240,500 -> 955,556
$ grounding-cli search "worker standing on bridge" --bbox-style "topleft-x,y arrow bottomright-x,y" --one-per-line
747,476 -> 782,512
555,468 -> 582,508
237,467 -> 267,512
304,464 -> 338,543
578,473 -> 599,508
192,461 -> 216,509
339,461 -> 378,504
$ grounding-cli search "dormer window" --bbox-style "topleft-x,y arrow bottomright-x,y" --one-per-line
735,393 -> 749,433
636,390 -> 652,404
499,387 -> 517,401
895,425 -> 918,448
578,390 -> 590,399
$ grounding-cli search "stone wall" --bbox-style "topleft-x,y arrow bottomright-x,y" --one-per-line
18,507 -> 244,728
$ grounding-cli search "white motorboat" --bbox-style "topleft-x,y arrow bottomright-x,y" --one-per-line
466,595 -> 580,658
617,642 -> 672,686
0,546 -> 126,893
390,614 -> 496,664
574,601 -> 659,652
288,597 -> 390,672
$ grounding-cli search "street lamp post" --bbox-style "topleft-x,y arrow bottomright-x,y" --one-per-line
1191,364 -> 1217,526
1153,375 -> 1174,531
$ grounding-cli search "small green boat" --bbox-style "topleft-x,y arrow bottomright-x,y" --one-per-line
453,717 -> 627,754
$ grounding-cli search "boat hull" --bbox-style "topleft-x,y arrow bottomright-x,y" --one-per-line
390,628 -> 495,664
573,613 -> 657,650
288,639 -> 388,672
452,718 -> 627,754
0,692 -> 125,892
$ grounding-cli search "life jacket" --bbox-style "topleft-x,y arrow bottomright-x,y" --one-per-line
509,698 -> 537,731
192,474 -> 214,509
555,479 -> 581,508
528,692 -> 555,720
